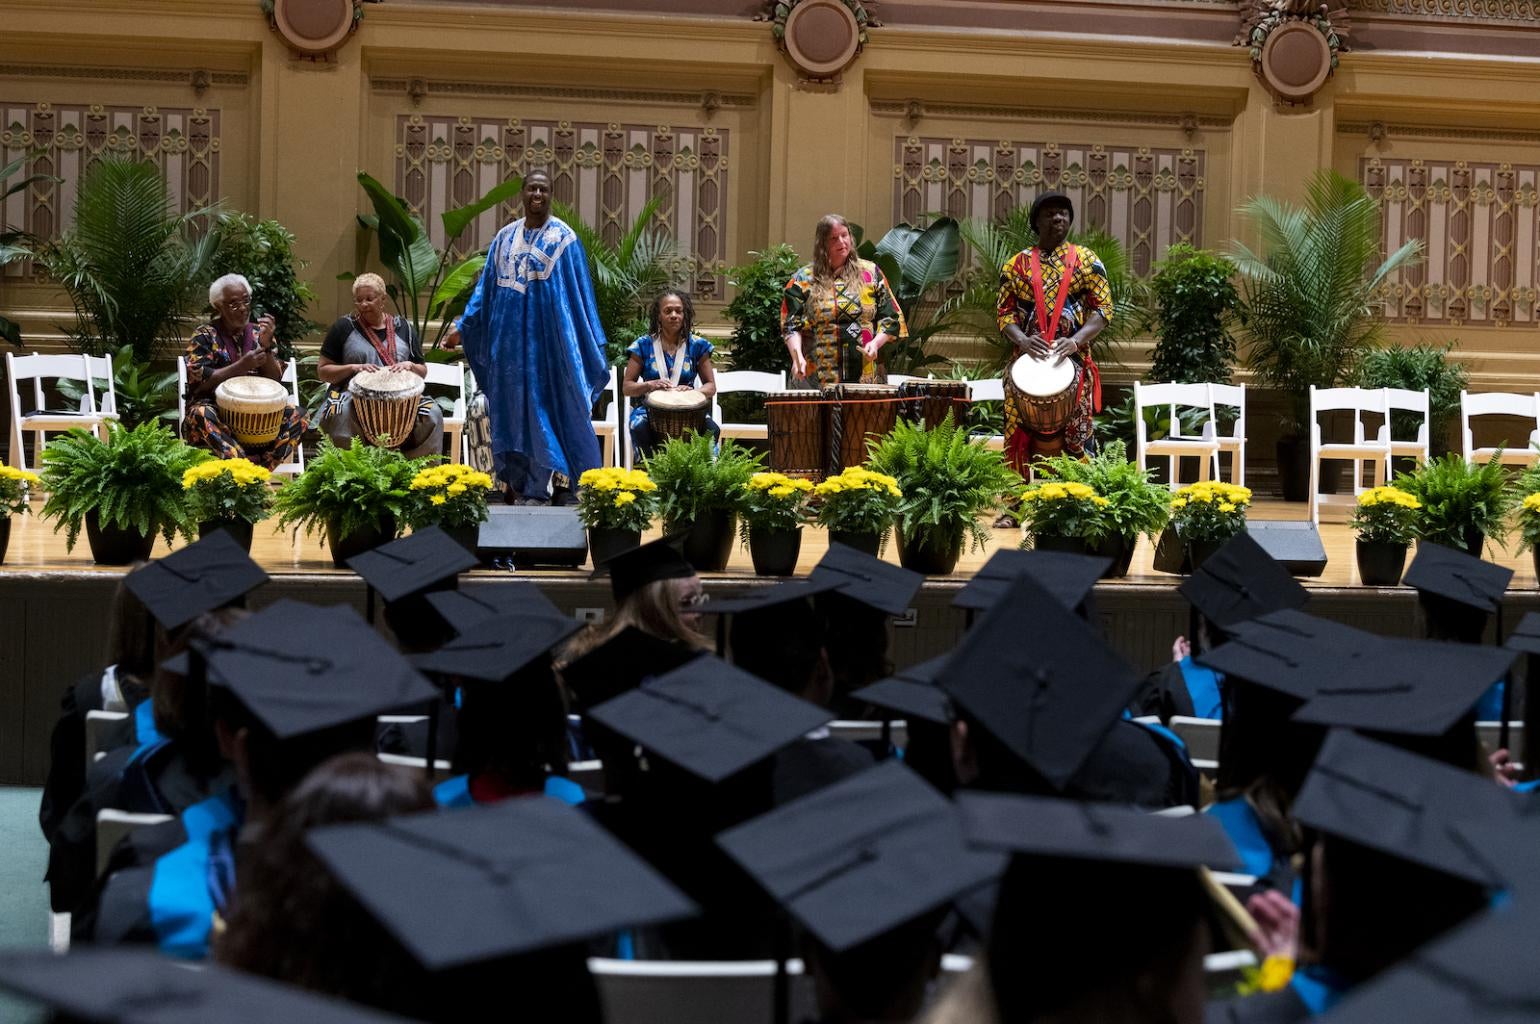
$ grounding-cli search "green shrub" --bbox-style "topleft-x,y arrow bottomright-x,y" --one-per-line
272,439 -> 425,540
1394,451 -> 1512,548
207,213 -> 320,360
39,422 -> 205,550
644,432 -> 764,526
868,414 -> 1021,555
1353,343 -> 1468,453
1147,244 -> 1239,385
723,244 -> 802,372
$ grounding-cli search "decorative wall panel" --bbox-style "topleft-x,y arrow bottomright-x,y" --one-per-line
396,114 -> 730,299
893,136 -> 1205,275
1362,156 -> 1540,326
0,101 -> 221,246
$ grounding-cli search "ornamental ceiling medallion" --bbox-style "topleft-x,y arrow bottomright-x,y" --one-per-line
1236,0 -> 1351,109
261,0 -> 364,62
764,0 -> 877,87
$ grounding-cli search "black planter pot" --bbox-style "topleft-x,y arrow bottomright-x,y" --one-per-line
0,515 -> 10,565
442,524 -> 483,560
897,529 -> 963,576
1532,547 -> 1540,585
588,527 -> 641,568
828,529 -> 884,557
199,518 -> 255,553
327,515 -> 397,568
1464,525 -> 1486,558
1152,527 -> 1189,575
748,527 -> 802,576
85,510 -> 156,566
1356,539 -> 1408,586
1032,533 -> 1087,555
1188,538 -> 1226,573
1093,533 -> 1137,579
677,510 -> 737,572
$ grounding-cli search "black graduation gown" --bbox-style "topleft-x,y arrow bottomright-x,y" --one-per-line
1206,987 -> 1312,1023
770,735 -> 875,806
1068,719 -> 1201,808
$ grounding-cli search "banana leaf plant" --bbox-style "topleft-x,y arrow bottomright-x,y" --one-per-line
851,217 -> 961,375
0,151 -> 60,346
354,171 -> 523,349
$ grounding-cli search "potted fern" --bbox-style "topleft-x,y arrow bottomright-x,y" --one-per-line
1028,441 -> 1171,577
645,433 -> 764,571
272,439 -> 422,566
0,465 -> 40,565
868,415 -> 1021,575
182,458 -> 273,553
738,472 -> 815,576
1394,452 -> 1512,557
39,422 -> 204,564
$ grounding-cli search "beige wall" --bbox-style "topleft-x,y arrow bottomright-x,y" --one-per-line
4,0 -> 1540,385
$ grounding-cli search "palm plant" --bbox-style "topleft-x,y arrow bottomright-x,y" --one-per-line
0,150 -> 59,346
553,197 -> 677,365
1230,170 -> 1423,437
31,158 -> 221,361
853,218 -> 961,375
356,170 -> 523,350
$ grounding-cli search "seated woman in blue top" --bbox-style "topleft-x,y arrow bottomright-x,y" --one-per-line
621,289 -> 718,462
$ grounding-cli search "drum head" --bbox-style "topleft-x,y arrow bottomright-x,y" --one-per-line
646,389 -> 709,412
215,375 -> 287,403
1010,354 -> 1076,397
349,369 -> 425,399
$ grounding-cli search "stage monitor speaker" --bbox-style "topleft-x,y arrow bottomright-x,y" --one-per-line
1246,520 -> 1328,578
476,506 -> 588,568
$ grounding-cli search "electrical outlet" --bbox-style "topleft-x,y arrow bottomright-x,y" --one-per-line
575,607 -> 606,624
893,609 -> 917,628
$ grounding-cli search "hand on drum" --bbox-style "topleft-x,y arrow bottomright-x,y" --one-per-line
650,379 -> 678,393
1017,332 -> 1051,359
1048,336 -> 1082,364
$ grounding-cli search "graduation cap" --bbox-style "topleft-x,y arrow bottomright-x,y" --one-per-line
424,582 -> 563,636
808,543 -> 923,617
560,626 -> 704,711
849,654 -> 954,725
123,529 -> 268,631
1504,611 -> 1540,655
1403,541 -> 1513,614
0,947 -> 414,1024
1177,532 -> 1309,629
411,610 -> 582,683
191,599 -> 439,740
1196,610 -> 1385,700
593,534 -> 694,603
958,790 -> 1242,871
1450,790 -> 1540,895
1317,902 -> 1540,1024
716,761 -> 1005,952
306,796 -> 697,971
939,572 -> 1143,790
347,526 -> 478,605
586,654 -> 832,783
1290,729 -> 1517,885
699,577 -> 846,617
1290,639 -> 1516,737
952,548 -> 1108,613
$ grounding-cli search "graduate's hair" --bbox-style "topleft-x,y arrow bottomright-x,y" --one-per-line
647,288 -> 696,343
152,607 -> 250,778
567,577 -> 710,657
105,572 -> 156,698
451,653 -> 571,787
810,213 -> 864,308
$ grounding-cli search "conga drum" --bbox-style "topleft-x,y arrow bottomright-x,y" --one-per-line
767,392 -> 826,481
1008,354 -> 1080,437
898,380 -> 971,431
349,370 -> 425,449
645,390 -> 709,443
215,376 -> 289,448
823,383 -> 900,475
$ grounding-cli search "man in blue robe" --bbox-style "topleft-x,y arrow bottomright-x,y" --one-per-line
447,171 -> 610,504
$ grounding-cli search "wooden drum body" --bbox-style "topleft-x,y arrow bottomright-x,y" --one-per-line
824,383 -> 899,475
1008,354 -> 1079,436
898,380 -> 971,431
349,371 -> 425,449
214,376 -> 288,448
645,389 -> 709,443
767,393 -> 826,481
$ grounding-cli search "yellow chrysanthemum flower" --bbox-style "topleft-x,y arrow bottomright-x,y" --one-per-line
768,485 -> 795,499
1525,492 -> 1540,514
430,494 -> 446,505
1219,501 -> 1236,513
614,491 -> 636,507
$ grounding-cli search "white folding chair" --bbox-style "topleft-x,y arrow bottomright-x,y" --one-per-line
1461,390 -> 1540,468
6,351 -> 119,472
1133,381 -> 1221,490
423,361 -> 468,464
964,377 -> 1006,451
711,370 -> 787,448
1308,386 -> 1391,524
272,359 -> 305,479
1169,715 -> 1221,765
593,367 -> 620,469
588,959 -> 815,1024
84,709 -> 130,767
175,357 -> 189,438
377,750 -> 454,781
96,809 -> 172,879
1382,387 -> 1431,474
1209,383 -> 1247,486
568,759 -> 605,792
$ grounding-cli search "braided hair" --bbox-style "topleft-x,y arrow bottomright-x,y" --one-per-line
648,288 -> 696,344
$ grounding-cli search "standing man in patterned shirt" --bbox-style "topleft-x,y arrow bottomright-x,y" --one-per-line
997,191 -> 1114,479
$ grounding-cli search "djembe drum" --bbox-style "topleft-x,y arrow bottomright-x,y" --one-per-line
898,380 -> 971,430
1008,353 -> 1080,448
645,389 -> 709,443
349,370 -> 425,449
823,383 -> 900,476
215,376 -> 288,448
767,392 -> 827,481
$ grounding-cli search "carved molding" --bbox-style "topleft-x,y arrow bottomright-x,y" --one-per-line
0,64 -> 249,86
1347,0 -> 1540,23
261,0 -> 363,62
765,0 -> 876,86
1338,120 -> 1540,144
371,77 -> 755,110
871,99 -> 1230,130
1237,2 -> 1350,109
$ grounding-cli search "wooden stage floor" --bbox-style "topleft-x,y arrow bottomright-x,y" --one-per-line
3,496 -> 1537,590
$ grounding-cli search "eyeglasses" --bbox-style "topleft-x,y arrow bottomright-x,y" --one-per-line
678,592 -> 710,610
223,296 -> 252,309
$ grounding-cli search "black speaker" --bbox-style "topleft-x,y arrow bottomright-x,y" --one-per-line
1246,520 -> 1328,578
475,506 -> 588,568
